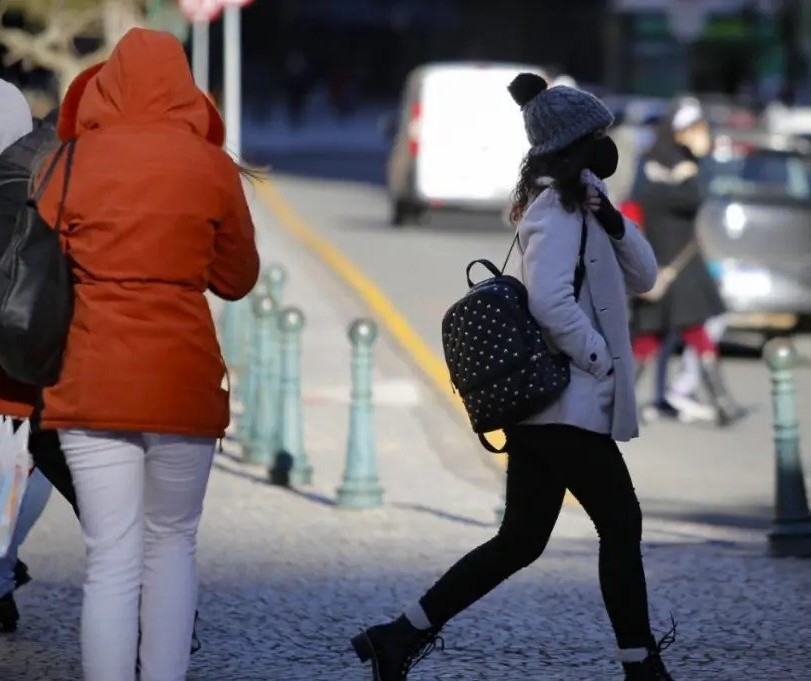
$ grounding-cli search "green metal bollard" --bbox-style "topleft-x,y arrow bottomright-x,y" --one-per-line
239,291 -> 280,463
220,296 -> 252,377
233,295 -> 254,376
270,307 -> 313,486
267,264 -> 287,306
265,264 -> 286,454
235,273 -> 273,416
764,338 -> 811,557
337,319 -> 384,509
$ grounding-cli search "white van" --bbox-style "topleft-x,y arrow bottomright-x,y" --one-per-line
386,62 -> 549,226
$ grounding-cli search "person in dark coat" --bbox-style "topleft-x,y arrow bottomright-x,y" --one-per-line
0,104 -> 78,516
631,98 -> 744,426
0,92 -> 78,633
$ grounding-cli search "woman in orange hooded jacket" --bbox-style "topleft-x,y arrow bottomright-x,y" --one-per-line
36,29 -> 259,681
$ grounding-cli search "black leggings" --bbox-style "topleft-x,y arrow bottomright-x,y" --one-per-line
28,399 -> 79,517
420,424 -> 655,650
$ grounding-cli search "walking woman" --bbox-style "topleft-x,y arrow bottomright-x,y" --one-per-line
352,74 -> 674,680
631,98 -> 744,425
36,29 -> 259,680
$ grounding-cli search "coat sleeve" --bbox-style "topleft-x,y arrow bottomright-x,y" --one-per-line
209,161 -> 260,301
609,218 -> 658,295
521,203 -> 612,379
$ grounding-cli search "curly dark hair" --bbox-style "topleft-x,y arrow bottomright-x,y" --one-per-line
509,133 -> 597,223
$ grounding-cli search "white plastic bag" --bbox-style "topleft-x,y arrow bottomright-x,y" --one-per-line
0,418 -> 31,558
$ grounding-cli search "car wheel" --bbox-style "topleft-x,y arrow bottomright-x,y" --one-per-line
391,199 -> 422,227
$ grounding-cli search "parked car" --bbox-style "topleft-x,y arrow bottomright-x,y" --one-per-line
618,129 -> 811,340
385,61 -> 548,226
696,130 -> 811,334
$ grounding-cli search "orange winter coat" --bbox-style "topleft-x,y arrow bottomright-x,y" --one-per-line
37,28 -> 259,438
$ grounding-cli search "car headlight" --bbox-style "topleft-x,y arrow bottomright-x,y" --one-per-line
724,203 -> 747,238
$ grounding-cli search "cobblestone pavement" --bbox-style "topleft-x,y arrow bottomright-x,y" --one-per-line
2,187 -> 811,680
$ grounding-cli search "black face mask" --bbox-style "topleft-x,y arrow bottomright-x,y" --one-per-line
588,136 -> 619,179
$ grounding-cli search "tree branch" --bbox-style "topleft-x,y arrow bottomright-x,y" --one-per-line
60,7 -> 105,40
77,44 -> 110,70
0,0 -> 145,88
0,25 -> 74,72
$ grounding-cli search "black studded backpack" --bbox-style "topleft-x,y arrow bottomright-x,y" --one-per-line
441,213 -> 587,453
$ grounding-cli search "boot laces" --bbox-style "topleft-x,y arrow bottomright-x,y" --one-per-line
647,615 -> 677,679
403,630 -> 445,675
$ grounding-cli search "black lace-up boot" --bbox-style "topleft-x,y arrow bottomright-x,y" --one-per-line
624,652 -> 674,681
14,559 -> 31,590
0,592 -> 19,633
623,620 -> 676,680
351,615 -> 444,680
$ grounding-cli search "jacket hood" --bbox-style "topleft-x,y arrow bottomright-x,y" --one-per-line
57,28 -> 224,146
0,79 -> 33,155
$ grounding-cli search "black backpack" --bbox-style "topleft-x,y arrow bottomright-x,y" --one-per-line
0,139 -> 75,387
0,121 -> 59,270
441,212 -> 587,452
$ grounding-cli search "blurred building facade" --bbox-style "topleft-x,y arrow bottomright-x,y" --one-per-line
249,0 -> 808,105
608,0 -> 809,104
3,0 -> 811,110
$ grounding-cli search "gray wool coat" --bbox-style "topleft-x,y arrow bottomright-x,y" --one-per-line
514,173 -> 658,442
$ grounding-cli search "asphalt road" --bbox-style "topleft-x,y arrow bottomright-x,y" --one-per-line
266,174 -> 811,533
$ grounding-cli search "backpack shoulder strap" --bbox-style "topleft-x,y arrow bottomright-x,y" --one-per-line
501,209 -> 588,299
479,432 -> 507,454
31,141 -> 69,203
501,232 -> 519,274
573,211 -> 588,301
52,140 -> 76,230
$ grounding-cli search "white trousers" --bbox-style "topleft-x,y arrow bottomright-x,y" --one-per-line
670,315 -> 728,397
60,430 -> 215,681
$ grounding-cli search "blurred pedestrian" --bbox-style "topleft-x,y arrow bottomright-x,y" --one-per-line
352,74 -> 675,681
631,98 -> 744,426
0,79 -> 57,634
36,28 -> 259,681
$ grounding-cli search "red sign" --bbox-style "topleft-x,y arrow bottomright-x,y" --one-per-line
178,0 -> 255,23
178,0 -> 221,22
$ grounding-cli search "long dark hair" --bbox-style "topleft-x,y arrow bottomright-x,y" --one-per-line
238,163 -> 267,182
509,133 -> 596,223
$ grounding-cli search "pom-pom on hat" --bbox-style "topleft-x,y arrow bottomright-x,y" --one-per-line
508,72 -> 614,157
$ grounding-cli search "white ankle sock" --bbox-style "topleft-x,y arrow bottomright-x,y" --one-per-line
618,647 -> 649,663
403,603 -> 433,630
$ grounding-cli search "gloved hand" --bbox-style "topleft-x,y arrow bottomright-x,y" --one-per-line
585,186 -> 625,239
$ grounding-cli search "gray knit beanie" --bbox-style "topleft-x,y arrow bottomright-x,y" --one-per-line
508,73 -> 613,157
